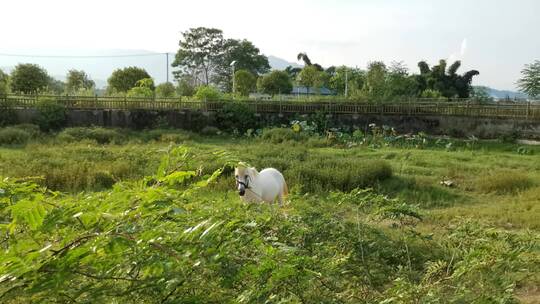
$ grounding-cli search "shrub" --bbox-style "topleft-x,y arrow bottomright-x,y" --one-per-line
12,124 -> 41,137
476,171 -> 533,194
260,128 -> 310,144
215,102 -> 258,133
0,127 -> 31,145
35,98 -> 67,131
195,85 -> 221,101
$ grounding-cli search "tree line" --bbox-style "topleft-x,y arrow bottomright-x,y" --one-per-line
0,27 -> 538,100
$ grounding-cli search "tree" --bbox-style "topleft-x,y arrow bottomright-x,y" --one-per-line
297,52 -> 312,66
385,61 -> 418,99
66,70 -> 95,93
126,78 -> 155,98
233,70 -> 256,97
328,66 -> 365,97
257,71 -> 293,96
517,60 -> 540,98
176,77 -> 196,97
416,60 -> 479,98
194,85 -> 221,101
285,66 -> 302,80
362,61 -> 388,100
10,64 -> 49,93
214,39 -> 270,91
155,82 -> 176,98
46,77 -> 66,94
297,52 -> 323,71
107,67 -> 152,93
172,27 -> 224,86
0,69 -> 9,96
297,65 -> 325,95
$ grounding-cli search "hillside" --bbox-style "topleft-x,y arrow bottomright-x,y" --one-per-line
0,49 -> 302,88
475,86 -> 528,100
0,49 -> 527,97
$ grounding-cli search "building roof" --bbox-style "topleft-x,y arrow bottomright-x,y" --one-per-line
291,86 -> 335,95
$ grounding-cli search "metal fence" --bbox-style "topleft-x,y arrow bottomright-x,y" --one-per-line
1,94 -> 540,120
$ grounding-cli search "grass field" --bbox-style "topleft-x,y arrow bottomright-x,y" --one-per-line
0,126 -> 539,303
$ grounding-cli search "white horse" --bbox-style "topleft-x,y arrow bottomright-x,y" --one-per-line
234,164 -> 288,205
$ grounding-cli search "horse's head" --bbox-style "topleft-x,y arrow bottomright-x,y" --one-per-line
235,164 -> 256,196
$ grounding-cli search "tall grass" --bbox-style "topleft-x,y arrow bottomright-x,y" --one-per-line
476,170 -> 533,194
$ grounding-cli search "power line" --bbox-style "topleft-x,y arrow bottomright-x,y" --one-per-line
0,52 -> 170,58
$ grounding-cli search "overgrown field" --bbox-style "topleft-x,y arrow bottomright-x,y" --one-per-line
0,126 -> 539,303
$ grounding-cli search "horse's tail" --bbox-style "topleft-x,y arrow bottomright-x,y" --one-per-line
283,180 -> 289,197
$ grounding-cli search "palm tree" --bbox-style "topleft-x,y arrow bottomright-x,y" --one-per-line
417,60 -> 479,98
297,53 -> 312,66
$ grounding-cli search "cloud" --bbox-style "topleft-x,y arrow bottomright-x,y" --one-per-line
448,38 -> 468,63
460,38 -> 468,56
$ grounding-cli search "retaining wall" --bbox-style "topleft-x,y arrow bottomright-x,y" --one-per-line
14,109 -> 540,139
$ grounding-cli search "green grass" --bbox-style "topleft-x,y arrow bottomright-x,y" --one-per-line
0,126 -> 539,302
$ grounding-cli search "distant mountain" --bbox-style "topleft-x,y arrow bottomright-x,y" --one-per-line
1,49 -> 527,97
0,48 -> 174,89
0,49 -> 303,89
475,86 -> 528,100
268,55 -> 302,70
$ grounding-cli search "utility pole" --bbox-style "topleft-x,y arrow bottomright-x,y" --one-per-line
230,60 -> 237,96
165,53 -> 169,83
345,68 -> 348,97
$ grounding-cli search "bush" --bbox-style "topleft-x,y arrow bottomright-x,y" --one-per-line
215,102 -> 258,133
260,128 -> 310,144
12,124 -> 41,137
195,85 -> 221,101
476,171 -> 533,194
0,127 -> 31,145
35,98 -> 67,131
58,127 -> 125,144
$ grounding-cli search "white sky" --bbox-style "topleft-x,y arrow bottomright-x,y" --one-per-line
1,0 -> 539,90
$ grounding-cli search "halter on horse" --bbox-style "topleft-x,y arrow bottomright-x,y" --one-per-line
234,164 -> 288,205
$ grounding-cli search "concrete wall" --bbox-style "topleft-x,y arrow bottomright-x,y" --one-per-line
14,108 -> 540,139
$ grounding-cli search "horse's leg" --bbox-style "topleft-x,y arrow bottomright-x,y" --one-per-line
277,191 -> 283,206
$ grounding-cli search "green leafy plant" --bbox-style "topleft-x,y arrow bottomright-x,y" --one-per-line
195,85 -> 221,101
34,98 -> 67,131
215,102 -> 258,133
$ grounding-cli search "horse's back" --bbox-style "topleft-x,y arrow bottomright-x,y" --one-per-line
257,168 -> 286,202
259,168 -> 285,182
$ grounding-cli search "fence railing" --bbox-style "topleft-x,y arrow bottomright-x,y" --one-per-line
1,94 -> 540,120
